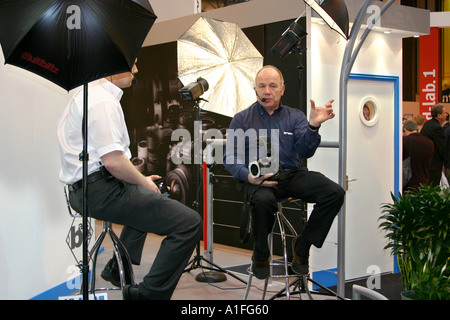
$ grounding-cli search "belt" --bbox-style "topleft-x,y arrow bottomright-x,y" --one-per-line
68,167 -> 112,192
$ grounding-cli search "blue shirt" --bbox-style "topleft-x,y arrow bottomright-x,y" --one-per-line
224,102 -> 321,182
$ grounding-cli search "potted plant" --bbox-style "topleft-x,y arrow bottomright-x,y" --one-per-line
379,185 -> 450,300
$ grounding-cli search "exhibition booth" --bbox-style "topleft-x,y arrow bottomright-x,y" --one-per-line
0,0 -> 434,300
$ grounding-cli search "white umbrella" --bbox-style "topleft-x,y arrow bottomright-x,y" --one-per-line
177,17 -> 263,118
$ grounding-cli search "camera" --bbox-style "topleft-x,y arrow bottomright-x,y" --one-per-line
154,178 -> 169,196
249,158 -> 280,180
248,136 -> 279,180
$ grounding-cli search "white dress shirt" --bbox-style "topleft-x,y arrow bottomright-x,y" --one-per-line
58,79 -> 131,185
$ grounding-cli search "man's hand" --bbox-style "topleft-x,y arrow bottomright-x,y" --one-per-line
308,99 -> 335,127
146,175 -> 162,194
248,173 -> 278,187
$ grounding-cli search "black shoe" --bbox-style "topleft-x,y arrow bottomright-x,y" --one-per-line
101,257 -> 133,287
291,235 -> 309,275
101,258 -> 121,287
251,256 -> 270,280
122,284 -> 151,300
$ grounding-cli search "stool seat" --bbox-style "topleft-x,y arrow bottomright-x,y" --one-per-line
243,197 -> 313,300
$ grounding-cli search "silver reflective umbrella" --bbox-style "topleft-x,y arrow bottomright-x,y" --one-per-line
177,17 -> 263,118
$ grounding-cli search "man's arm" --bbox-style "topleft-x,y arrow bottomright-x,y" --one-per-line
101,150 -> 160,193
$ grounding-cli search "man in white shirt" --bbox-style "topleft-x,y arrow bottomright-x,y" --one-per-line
58,62 -> 202,300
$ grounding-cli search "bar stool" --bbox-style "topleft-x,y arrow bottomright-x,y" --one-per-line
243,197 -> 313,300
64,186 -> 135,299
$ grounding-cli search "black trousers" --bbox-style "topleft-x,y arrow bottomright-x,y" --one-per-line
69,176 -> 202,300
239,169 -> 345,261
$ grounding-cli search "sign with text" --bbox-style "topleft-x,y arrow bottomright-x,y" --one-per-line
419,27 -> 440,120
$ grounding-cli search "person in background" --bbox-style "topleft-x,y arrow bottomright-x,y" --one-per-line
402,120 -> 434,192
413,114 -> 425,132
444,118 -> 450,183
420,104 -> 448,186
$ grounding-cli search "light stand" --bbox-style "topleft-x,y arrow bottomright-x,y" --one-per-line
81,83 -> 90,300
180,81 -> 246,285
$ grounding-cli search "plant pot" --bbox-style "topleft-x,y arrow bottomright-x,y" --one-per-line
401,290 -> 415,300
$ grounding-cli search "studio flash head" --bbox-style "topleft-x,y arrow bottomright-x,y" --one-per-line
270,20 -> 307,58
179,77 -> 209,101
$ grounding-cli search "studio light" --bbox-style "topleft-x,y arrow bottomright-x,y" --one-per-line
179,77 -> 209,101
270,20 -> 307,58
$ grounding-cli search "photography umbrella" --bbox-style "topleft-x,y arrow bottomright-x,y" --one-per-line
303,0 -> 349,40
0,0 -> 156,300
0,0 -> 156,90
177,16 -> 263,118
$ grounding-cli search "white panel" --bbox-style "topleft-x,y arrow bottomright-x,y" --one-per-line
345,79 -> 395,279
0,48 -> 76,299
308,22 -> 402,282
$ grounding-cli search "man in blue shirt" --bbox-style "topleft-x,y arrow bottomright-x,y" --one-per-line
224,65 -> 345,279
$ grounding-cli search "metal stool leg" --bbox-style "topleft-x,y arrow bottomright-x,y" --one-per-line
270,202 -> 314,300
89,222 -> 108,295
107,222 -> 135,287
243,198 -> 314,300
79,220 -> 106,296
80,220 -> 135,299
275,207 -> 291,300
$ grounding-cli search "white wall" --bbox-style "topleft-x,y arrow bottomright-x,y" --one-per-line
0,48 -> 77,299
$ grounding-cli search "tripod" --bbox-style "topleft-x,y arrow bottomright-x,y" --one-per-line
183,99 -> 246,285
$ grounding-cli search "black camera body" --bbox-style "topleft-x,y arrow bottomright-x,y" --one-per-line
154,178 -> 169,196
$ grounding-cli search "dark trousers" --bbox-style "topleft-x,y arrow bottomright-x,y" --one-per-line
239,169 -> 345,261
69,177 -> 202,300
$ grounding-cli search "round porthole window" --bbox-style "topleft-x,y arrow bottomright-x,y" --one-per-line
359,97 -> 379,126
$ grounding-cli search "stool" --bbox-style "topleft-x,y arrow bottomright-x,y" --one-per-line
64,186 -> 135,298
243,197 -> 313,300
87,220 -> 135,295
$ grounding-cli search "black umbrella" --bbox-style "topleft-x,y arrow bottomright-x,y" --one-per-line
0,0 -> 157,300
0,0 -> 156,90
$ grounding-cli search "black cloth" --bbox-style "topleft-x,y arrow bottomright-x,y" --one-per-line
421,118 -> 447,186
445,126 -> 450,182
69,175 -> 202,300
237,168 -> 345,261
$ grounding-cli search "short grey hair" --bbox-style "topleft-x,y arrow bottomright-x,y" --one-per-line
403,120 -> 418,132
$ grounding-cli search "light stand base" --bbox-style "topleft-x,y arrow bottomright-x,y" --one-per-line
184,252 -> 246,284
195,271 -> 227,283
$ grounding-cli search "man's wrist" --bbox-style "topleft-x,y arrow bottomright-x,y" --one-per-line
308,122 -> 321,131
